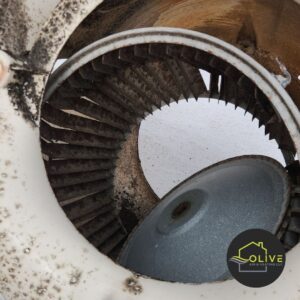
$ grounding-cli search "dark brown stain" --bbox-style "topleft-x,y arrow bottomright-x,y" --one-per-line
62,0 -> 300,109
236,15 -> 257,55
7,71 -> 46,125
0,0 -> 30,57
124,276 -> 143,295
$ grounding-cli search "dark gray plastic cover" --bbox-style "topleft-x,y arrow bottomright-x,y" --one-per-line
119,156 -> 289,284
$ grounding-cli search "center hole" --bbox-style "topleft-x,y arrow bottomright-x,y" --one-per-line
172,201 -> 191,219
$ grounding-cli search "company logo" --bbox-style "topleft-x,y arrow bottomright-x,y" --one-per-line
230,241 -> 284,273
227,229 -> 285,287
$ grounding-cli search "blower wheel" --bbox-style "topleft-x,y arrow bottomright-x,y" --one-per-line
40,36 -> 300,282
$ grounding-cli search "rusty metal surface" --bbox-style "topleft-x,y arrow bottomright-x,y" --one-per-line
62,0 -> 300,110
113,126 -> 160,219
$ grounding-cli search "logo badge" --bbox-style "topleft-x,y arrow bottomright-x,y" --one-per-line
227,229 -> 285,287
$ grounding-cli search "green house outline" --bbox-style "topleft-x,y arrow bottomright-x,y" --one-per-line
238,241 -> 268,260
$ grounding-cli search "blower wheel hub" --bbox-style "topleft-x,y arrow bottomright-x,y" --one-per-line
119,156 -> 290,283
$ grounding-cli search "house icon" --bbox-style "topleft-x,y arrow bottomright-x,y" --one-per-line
238,242 -> 268,273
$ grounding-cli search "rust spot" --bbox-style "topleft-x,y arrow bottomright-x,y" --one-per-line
53,285 -> 62,293
0,207 -> 10,219
15,203 -> 22,210
23,248 -> 31,254
5,160 -> 11,167
124,276 -> 143,295
69,269 -> 82,285
56,263 -> 65,269
36,285 -> 47,295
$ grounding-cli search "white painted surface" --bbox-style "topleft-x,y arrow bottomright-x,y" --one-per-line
139,99 -> 285,198
24,0 -> 60,48
1,28 -> 300,300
